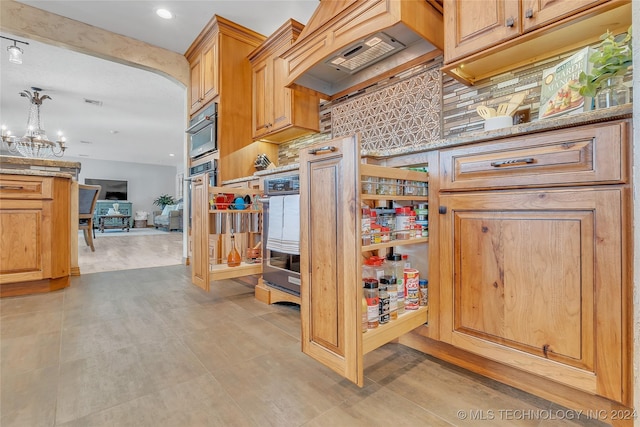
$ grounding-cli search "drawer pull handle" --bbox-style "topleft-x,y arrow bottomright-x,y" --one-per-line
0,185 -> 25,190
490,157 -> 534,167
506,17 -> 515,27
525,8 -> 533,19
308,146 -> 337,155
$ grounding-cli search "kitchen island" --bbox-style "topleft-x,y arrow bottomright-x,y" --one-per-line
0,158 -> 79,297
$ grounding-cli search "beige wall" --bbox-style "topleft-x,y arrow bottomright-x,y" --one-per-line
0,0 -> 189,87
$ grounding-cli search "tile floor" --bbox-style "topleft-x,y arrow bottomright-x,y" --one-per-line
1,265 -> 608,426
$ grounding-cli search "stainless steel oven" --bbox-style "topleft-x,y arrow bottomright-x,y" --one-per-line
261,174 -> 300,296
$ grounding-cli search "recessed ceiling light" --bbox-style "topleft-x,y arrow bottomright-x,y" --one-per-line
169,153 -> 175,157
156,8 -> 173,19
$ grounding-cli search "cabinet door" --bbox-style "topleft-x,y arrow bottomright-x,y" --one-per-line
269,52 -> 292,133
191,174 -> 209,291
522,0 -> 607,32
252,58 -> 271,138
444,0 -> 520,63
189,55 -> 203,115
439,188 -> 625,402
0,202 -> 47,283
299,135 -> 363,386
201,37 -> 219,104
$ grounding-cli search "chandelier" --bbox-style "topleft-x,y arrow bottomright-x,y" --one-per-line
1,87 -> 67,158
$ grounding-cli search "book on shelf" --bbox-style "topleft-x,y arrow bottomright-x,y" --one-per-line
538,47 -> 593,120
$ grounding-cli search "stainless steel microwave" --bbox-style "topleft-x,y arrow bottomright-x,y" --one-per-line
186,103 -> 217,159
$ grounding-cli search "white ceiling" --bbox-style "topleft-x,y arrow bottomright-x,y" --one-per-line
1,1 -> 319,167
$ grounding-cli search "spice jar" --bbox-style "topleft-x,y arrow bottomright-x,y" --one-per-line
378,285 -> 390,324
363,278 -> 379,329
419,279 -> 429,306
361,205 -> 371,245
380,275 -> 397,320
385,254 -> 405,315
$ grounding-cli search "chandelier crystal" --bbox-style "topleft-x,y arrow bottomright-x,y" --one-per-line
1,88 -> 67,158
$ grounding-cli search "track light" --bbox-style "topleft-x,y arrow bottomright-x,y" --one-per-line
1,36 -> 29,65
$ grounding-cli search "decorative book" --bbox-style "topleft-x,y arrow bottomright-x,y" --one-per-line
539,47 -> 592,119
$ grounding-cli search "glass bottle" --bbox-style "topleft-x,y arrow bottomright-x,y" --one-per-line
385,254 -> 405,315
595,76 -> 630,109
227,230 -> 241,267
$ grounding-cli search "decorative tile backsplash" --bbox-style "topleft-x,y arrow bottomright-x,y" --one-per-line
277,62 -> 442,165
277,45 -> 632,166
332,67 -> 441,152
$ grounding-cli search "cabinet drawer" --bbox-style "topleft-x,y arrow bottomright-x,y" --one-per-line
0,176 -> 52,199
440,122 -> 628,191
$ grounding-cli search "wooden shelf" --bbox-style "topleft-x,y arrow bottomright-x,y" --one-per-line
361,195 -> 428,202
209,261 -> 261,281
362,237 -> 429,252
363,306 -> 428,354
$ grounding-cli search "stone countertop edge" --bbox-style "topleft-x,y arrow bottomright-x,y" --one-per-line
222,104 -> 633,183
0,168 -> 75,179
0,155 -> 82,169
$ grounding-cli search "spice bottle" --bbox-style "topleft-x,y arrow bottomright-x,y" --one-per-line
419,279 -> 429,306
362,295 -> 368,333
363,278 -> 379,329
378,285 -> 390,324
385,253 -> 405,315
361,204 -> 371,245
380,275 -> 397,320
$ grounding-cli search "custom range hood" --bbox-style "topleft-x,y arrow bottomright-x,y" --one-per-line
281,0 -> 443,99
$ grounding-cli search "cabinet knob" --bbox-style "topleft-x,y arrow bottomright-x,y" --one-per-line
438,206 -> 447,214
525,8 -> 533,19
506,17 -> 515,27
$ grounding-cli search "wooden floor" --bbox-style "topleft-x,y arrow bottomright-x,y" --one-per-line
1,233 -> 608,426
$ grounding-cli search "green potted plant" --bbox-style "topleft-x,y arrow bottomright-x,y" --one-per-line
153,194 -> 176,209
576,25 -> 632,108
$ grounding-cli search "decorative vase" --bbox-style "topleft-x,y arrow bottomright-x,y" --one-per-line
227,232 -> 241,267
595,76 -> 630,109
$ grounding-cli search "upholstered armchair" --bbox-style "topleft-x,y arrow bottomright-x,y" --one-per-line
153,201 -> 183,231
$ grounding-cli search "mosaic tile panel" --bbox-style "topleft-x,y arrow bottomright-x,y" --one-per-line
331,67 -> 441,152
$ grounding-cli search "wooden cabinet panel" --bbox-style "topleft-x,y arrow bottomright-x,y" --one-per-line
189,55 -> 203,114
201,37 -> 219,102
249,19 -> 319,144
522,0 -> 607,32
0,176 -> 52,199
440,122 -> 627,190
0,175 -> 70,295
444,0 -> 520,63
300,135 -> 362,386
439,184 -> 626,403
191,174 -> 209,291
443,0 -> 630,85
189,35 -> 219,116
0,207 -> 44,281
252,59 -> 270,138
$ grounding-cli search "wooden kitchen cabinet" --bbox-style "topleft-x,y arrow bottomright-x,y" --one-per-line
436,121 -> 631,405
0,174 -> 71,297
186,16 -> 268,182
249,19 -> 319,143
188,35 -> 218,115
443,0 -> 630,84
299,135 -> 429,386
443,0 -> 520,63
191,174 -> 262,292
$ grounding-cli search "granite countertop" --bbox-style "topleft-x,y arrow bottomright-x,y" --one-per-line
0,155 -> 81,169
222,104 -> 633,183
0,168 -> 74,179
